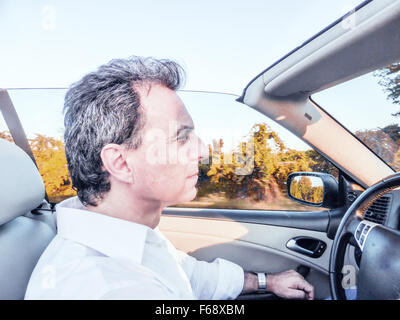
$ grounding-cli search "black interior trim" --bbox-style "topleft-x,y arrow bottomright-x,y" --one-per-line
236,292 -> 279,300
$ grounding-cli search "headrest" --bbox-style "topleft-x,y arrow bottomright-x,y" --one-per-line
0,139 -> 45,225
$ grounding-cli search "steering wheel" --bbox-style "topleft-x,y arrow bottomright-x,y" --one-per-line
329,172 -> 400,300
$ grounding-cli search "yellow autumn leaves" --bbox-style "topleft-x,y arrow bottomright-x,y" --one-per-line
290,177 -> 324,204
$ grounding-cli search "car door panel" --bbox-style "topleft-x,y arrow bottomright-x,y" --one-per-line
159,213 -> 333,299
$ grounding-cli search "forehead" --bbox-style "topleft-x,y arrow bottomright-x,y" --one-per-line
138,84 -> 193,130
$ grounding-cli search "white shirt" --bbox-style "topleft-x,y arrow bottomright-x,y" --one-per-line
25,197 -> 244,300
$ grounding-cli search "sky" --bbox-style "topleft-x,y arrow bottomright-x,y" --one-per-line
0,0 -> 398,155
0,0 -> 362,92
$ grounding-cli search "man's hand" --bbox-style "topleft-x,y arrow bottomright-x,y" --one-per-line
267,270 -> 314,300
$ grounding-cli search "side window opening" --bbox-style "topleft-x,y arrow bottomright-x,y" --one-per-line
175,91 -> 339,211
1,89 -> 338,211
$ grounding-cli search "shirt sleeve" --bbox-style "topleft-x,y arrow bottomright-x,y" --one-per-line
174,249 -> 244,300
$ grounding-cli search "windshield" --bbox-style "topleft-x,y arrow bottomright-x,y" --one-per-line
312,62 -> 400,172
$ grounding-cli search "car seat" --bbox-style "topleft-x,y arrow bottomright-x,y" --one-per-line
0,138 -> 56,299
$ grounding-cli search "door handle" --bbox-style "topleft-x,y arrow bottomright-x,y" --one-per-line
286,237 -> 326,258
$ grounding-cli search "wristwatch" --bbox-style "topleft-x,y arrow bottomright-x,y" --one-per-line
257,272 -> 267,292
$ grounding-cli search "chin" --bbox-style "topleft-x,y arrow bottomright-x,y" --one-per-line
167,187 -> 197,206
185,186 -> 198,201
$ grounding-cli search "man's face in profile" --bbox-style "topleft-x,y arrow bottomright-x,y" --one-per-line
125,84 -> 208,206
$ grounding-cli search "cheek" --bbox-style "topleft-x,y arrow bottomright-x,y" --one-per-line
140,164 -> 189,198
130,144 -> 198,203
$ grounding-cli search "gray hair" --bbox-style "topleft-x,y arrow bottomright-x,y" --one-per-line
63,56 -> 185,206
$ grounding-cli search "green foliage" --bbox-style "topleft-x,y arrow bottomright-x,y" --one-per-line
197,123 -> 334,203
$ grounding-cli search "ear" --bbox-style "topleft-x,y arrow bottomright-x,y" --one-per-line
100,144 -> 133,184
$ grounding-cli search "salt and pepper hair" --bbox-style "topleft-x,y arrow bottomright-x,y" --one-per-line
63,56 -> 185,206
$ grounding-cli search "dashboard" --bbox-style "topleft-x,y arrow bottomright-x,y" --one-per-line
361,189 -> 400,230
349,188 -> 400,267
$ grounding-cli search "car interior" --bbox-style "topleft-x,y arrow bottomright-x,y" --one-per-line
0,0 -> 399,300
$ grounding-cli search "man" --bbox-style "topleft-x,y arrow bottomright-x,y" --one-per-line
25,57 -> 314,300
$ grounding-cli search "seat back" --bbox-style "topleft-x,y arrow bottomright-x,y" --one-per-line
0,139 -> 55,299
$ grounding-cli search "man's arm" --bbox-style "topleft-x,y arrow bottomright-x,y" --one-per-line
176,248 -> 314,300
241,272 -> 258,294
242,270 -> 315,300
164,232 -> 314,300
172,248 -> 244,300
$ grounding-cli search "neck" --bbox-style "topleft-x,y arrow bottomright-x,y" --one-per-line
86,189 -> 164,229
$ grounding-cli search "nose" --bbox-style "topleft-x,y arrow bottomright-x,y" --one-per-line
197,137 -> 208,163
186,135 -> 208,163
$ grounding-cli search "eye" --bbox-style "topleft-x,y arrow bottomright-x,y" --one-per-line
177,134 -> 190,144
176,127 -> 194,145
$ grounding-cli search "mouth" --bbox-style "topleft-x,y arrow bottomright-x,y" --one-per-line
187,172 -> 199,179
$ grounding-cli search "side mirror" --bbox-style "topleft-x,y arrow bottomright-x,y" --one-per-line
287,172 -> 339,209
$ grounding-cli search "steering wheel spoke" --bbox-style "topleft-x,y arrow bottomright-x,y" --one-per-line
352,220 -> 377,252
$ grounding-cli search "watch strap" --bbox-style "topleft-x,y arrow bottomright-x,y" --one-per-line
257,272 -> 267,292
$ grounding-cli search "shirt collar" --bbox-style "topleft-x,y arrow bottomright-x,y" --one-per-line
55,197 -> 163,264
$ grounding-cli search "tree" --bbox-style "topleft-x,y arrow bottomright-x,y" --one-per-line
381,123 -> 400,143
313,186 -> 324,203
29,134 -> 76,202
373,63 -> 400,172
305,149 -> 338,178
355,124 -> 400,169
374,62 -> 400,117
203,123 -> 319,203
290,177 -> 323,204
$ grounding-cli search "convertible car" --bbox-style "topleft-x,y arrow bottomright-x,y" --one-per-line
0,0 -> 399,300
